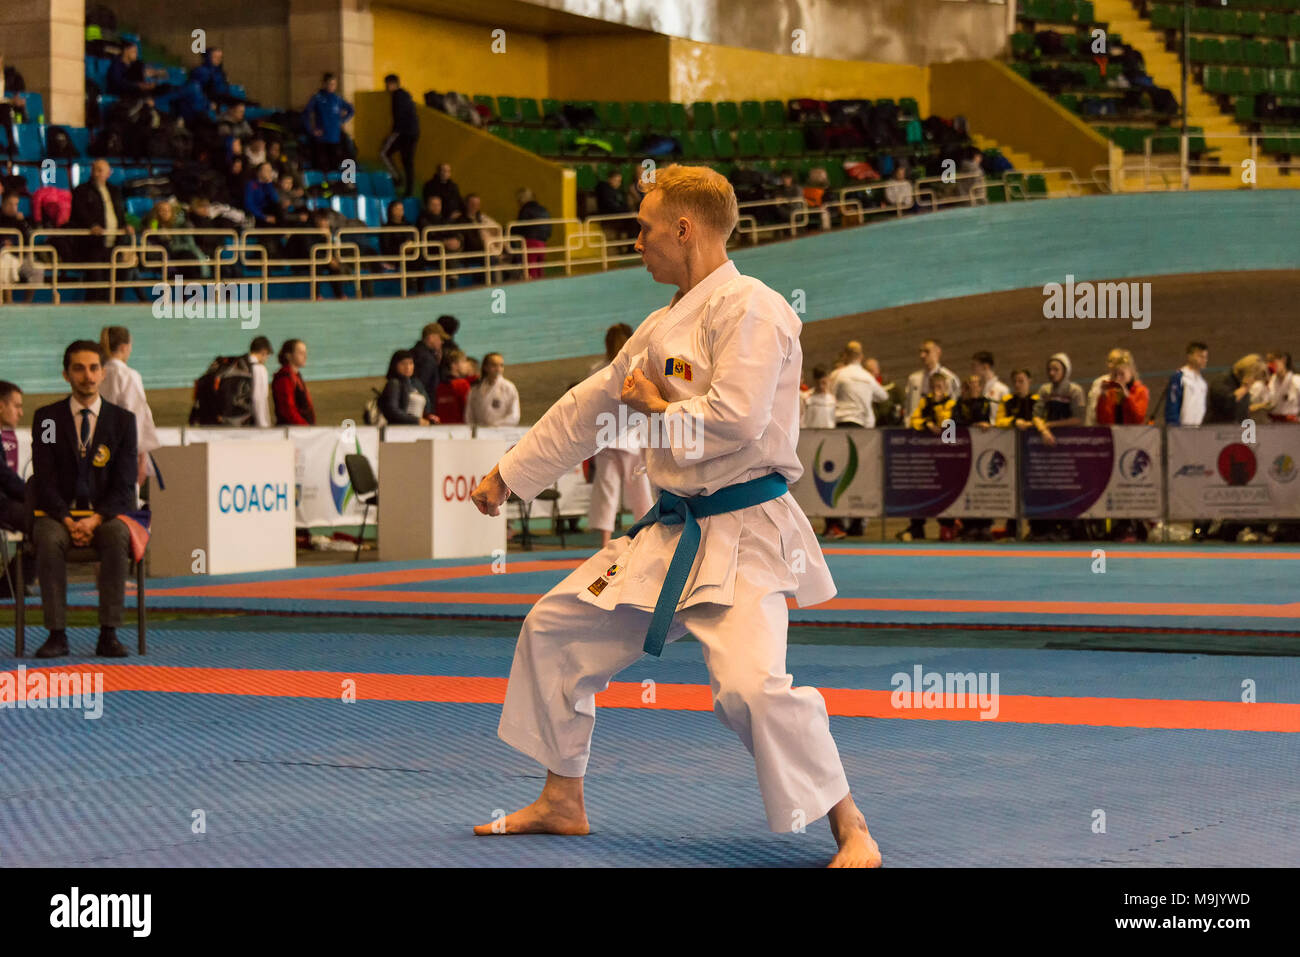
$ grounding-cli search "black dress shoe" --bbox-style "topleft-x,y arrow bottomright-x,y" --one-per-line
34,633 -> 69,658
95,632 -> 129,658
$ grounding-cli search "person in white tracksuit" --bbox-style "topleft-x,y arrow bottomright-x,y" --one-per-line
586,323 -> 654,547
470,164 -> 881,867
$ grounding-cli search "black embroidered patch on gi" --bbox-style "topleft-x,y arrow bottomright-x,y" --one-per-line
587,577 -> 609,596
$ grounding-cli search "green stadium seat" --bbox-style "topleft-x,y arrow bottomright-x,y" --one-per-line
1267,42 -> 1287,67
899,96 -> 920,119
1076,0 -> 1093,25
739,100 -> 764,128
473,94 -> 497,118
672,130 -> 693,160
689,129 -> 715,159
625,102 -> 649,131
1010,62 -> 1034,80
985,180 -> 1007,203
782,127 -> 804,156
594,162 -> 614,183
1061,33 -> 1079,57
668,102 -> 689,129
1251,68 -> 1270,93
1203,67 -> 1224,93
1057,93 -> 1080,112
597,101 -> 625,129
605,131 -> 629,156
735,128 -> 761,157
690,101 -> 715,130
1243,12 -> 1268,37
1290,16 -> 1300,40
711,128 -> 736,159
1082,63 -> 1102,88
1227,67 -> 1247,94
536,128 -> 560,156
1266,13 -> 1289,39
763,100 -> 786,126
647,102 -> 670,130
496,96 -> 521,123
519,98 -> 541,124
541,98 -> 561,118
574,165 -> 596,192
626,130 -> 643,154
1052,0 -> 1074,24
1246,40 -> 1266,66
513,127 -> 540,152
1236,95 -> 1256,122
619,162 -> 637,187
715,101 -> 740,129
759,128 -> 784,158
1214,10 -> 1237,35
1224,38 -> 1245,64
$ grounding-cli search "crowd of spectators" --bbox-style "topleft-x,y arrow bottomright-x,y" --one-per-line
801,337 -> 1300,543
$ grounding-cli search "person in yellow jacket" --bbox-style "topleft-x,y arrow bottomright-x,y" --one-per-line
899,372 -> 958,541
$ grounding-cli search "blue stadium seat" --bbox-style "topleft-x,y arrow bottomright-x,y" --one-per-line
21,167 -> 44,193
124,196 -> 154,219
246,107 -> 275,121
303,170 -> 326,187
67,128 -> 91,158
167,67 -> 188,86
21,92 -> 44,122
98,93 -> 120,114
367,171 -> 396,198
329,196 -> 359,219
13,124 -> 45,161
361,196 -> 383,227
70,162 -> 92,187
401,196 -> 420,223
86,58 -> 112,89
17,196 -> 32,218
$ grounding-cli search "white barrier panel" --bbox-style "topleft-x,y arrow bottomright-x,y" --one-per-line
151,440 -> 297,575
473,425 -> 592,517
377,438 -> 510,560
185,427 -> 291,443
289,425 -> 382,527
383,424 -> 473,442
1168,424 -> 1300,520
791,428 -> 882,517
155,427 -> 184,448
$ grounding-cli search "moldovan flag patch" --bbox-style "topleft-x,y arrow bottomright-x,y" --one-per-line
665,357 -> 693,381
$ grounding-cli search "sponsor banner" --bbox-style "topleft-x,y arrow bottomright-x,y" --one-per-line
1168,425 -> 1300,520
185,427 -> 291,443
1022,426 -> 1162,519
289,426 -> 382,528
381,425 -> 473,442
792,428 -> 882,517
882,428 -> 1015,518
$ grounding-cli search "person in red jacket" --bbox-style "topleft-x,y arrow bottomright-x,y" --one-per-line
1093,356 -> 1149,425
272,338 -> 316,425
433,349 -> 478,424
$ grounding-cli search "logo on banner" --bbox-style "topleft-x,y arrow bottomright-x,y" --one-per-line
1118,447 -> 1153,480
1269,453 -> 1297,484
329,438 -> 362,514
976,449 -> 1008,481
1174,463 -> 1211,478
1217,443 -> 1257,486
812,436 -> 859,507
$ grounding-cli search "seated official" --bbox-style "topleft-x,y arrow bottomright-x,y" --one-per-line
30,341 -> 138,659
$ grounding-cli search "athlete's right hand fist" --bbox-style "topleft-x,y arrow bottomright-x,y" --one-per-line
471,465 -> 511,516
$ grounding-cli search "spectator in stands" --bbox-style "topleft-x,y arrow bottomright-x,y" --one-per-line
0,380 -> 29,538
374,200 -> 416,293
305,73 -> 354,171
303,208 -> 353,298
98,326 -> 160,492
421,162 -> 464,219
972,350 -> 1010,412
190,48 -> 233,106
1265,351 -> 1299,423
415,194 -> 461,292
243,161 -> 280,227
266,139 -> 301,188
904,371 -> 958,541
801,365 -> 837,430
106,42 -> 164,104
883,165 -> 914,211
595,169 -> 632,239
142,200 -> 211,279
70,159 -> 135,303
217,101 -> 252,143
1085,348 -> 1128,425
866,357 -> 904,427
466,352 -> 520,428
775,169 -> 803,224
244,136 -> 267,169
0,190 -> 43,301
1094,354 -> 1149,426
411,322 -> 445,399
29,340 -> 137,659
380,349 -> 437,425
953,374 -> 994,540
173,75 -> 213,129
1029,353 -> 1086,542
905,338 -> 961,421
1164,341 -> 1209,427
832,341 -> 889,431
1205,354 -> 1263,425
0,55 -> 27,160
433,349 -> 476,424
957,147 -> 985,199
452,193 -> 502,285
380,74 -> 419,198
514,188 -> 551,279
802,167 -> 834,230
273,338 -> 316,425
187,196 -> 246,257
995,367 -> 1037,539
275,172 -> 310,227
436,315 -> 463,375
247,336 -> 273,428
224,155 -> 249,207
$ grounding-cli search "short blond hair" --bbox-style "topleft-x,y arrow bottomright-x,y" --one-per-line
643,164 -> 739,239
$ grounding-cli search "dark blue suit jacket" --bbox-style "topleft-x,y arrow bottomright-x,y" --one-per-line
31,398 -> 137,522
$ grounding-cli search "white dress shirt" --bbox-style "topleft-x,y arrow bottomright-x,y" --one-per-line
831,362 -> 888,427
249,355 -> 270,428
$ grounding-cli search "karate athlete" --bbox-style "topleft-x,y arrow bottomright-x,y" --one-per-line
469,164 -> 881,867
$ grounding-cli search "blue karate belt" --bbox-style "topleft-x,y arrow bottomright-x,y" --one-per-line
624,472 -> 788,657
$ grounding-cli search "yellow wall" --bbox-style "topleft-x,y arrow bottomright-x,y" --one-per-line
547,35 -> 672,101
930,60 -> 1113,183
371,5 -> 550,100
668,38 -> 930,114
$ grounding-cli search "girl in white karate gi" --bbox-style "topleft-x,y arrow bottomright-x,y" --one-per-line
586,323 -> 654,547
471,165 -> 880,867
98,325 -> 160,503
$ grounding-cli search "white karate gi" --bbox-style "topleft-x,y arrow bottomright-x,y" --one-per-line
585,357 -> 654,532
495,260 -> 849,832
100,358 -> 160,482
466,375 -> 521,427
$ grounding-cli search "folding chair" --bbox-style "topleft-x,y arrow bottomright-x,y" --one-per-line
509,486 -> 565,550
344,453 -> 378,561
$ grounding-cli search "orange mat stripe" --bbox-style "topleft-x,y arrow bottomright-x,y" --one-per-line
5,665 -> 1297,732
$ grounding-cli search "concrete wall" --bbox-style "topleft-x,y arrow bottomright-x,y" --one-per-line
2,0 -> 84,125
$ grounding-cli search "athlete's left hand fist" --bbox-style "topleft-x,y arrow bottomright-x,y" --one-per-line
621,367 -> 668,415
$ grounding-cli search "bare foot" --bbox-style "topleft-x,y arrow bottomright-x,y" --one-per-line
473,771 -> 590,836
827,794 -> 883,868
